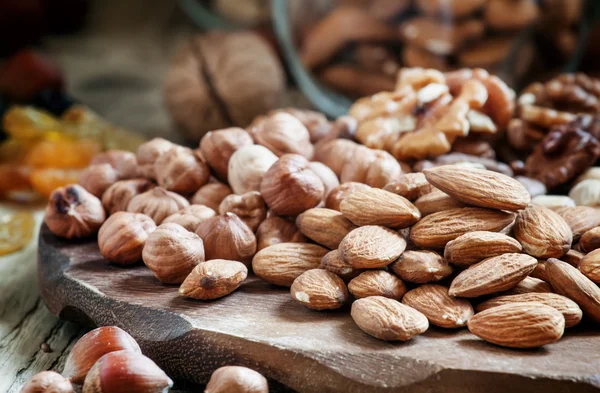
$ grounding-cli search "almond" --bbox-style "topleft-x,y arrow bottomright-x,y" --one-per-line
579,249 -> 600,284
502,276 -> 553,295
423,165 -> 530,211
410,207 -> 516,249
467,302 -> 565,348
348,270 -> 407,300
320,249 -> 364,282
351,296 -> 429,341
290,269 -> 348,310
531,195 -> 576,210
402,284 -> 474,328
476,293 -> 582,328
414,189 -> 466,216
563,249 -> 584,267
579,227 -> 600,252
179,259 -> 247,300
391,250 -> 452,283
295,208 -> 357,249
252,243 -> 328,287
383,172 -> 434,201
543,258 -> 600,323
514,205 -> 572,258
325,182 -> 371,211
340,226 -> 407,268
444,231 -> 523,267
449,253 -> 538,297
555,206 -> 600,242
340,188 -> 421,229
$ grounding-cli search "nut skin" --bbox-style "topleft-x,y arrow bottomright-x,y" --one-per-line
348,270 -> 407,301
200,127 -> 254,181
142,223 -> 205,284
45,184 -> 106,239
205,366 -> 268,393
325,182 -> 371,211
82,350 -> 173,393
78,163 -> 120,198
20,371 -> 73,393
290,269 -> 349,310
101,179 -> 154,215
228,145 -> 278,195
63,326 -> 141,385
191,182 -> 233,211
127,187 -> 190,225
136,137 -> 175,179
260,154 -> 325,216
91,150 -> 139,179
219,191 -> 267,232
154,146 -> 210,194
249,112 -> 314,159
195,213 -> 257,266
179,259 -> 248,300
255,216 -> 306,251
162,205 -> 217,232
98,212 -> 156,265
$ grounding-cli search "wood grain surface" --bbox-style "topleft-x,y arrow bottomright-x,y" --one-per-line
38,224 -> 600,393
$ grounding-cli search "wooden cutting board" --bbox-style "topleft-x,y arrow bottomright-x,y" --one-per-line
38,224 -> 600,393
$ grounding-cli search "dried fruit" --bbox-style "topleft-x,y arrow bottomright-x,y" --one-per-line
0,211 -> 35,256
444,231 -> 523,267
30,168 -> 81,198
195,213 -> 257,266
98,212 -> 156,265
348,270 -> 407,300
179,259 -> 248,300
290,269 -> 348,310
402,284 -> 474,328
391,250 -> 452,283
45,185 -> 106,239
339,226 -> 407,268
513,205 -> 572,258
296,208 -> 357,249
25,138 -> 101,169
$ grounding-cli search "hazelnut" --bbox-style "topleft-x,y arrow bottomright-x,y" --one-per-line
205,366 -> 268,393
260,154 -> 325,216
340,145 -> 377,184
154,146 -> 210,194
136,137 -> 175,179
569,179 -> 600,207
63,326 -> 141,384
313,139 -> 359,177
255,216 -> 306,251
102,179 -> 154,215
278,107 -> 331,143
249,112 -> 314,159
191,182 -> 233,211
228,145 -> 278,194
142,223 -> 205,284
98,212 -> 156,265
20,371 -> 73,393
163,205 -> 217,232
90,150 -> 139,179
45,185 -> 106,239
196,213 -> 257,266
290,269 -> 349,310
325,182 -> 371,211
179,259 -> 248,300
82,350 -> 173,393
200,127 -> 254,181
364,150 -> 404,188
307,162 -> 339,200
218,191 -> 267,232
127,187 -> 190,224
78,163 -> 120,198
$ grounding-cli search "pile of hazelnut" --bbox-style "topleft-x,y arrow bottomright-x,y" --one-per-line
20,326 -> 268,393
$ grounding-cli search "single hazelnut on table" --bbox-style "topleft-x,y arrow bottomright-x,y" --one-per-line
45,185 -> 106,239
218,191 -> 267,232
228,145 -> 278,195
82,350 -> 173,393
90,150 -> 139,179
249,112 -> 314,159
196,213 -> 257,266
179,259 -> 248,300
101,179 -> 154,215
136,137 -> 175,179
78,163 -> 120,198
127,187 -> 190,224
205,366 -> 268,393
20,371 -> 73,393
97,212 -> 156,265
260,154 -> 325,216
154,146 -> 210,194
200,127 -> 254,181
290,268 -> 349,310
191,182 -> 233,211
325,182 -> 371,211
162,204 -> 216,232
143,223 -> 205,284
63,326 -> 141,385
255,216 -> 306,251
307,161 -> 339,200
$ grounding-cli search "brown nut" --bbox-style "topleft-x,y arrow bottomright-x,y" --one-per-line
313,139 -> 359,177
260,154 -> 325,216
339,145 -> 376,184
219,191 -> 267,232
325,182 -> 371,211
205,366 -> 268,393
136,137 -> 175,179
383,173 -> 434,201
514,205 -> 573,259
400,17 -> 485,56
249,112 -> 314,159
98,212 -> 156,265
348,270 -> 407,301
307,161 -> 339,200
579,249 -> 600,283
291,268 -> 349,310
45,185 -> 106,239
191,182 -> 233,211
580,227 -> 600,252
79,163 -> 120,198
102,179 -> 154,215
154,146 -> 210,194
20,371 -> 73,393
276,108 -> 331,143
416,0 -> 485,18
391,250 -> 452,283
196,213 -> 257,266
340,226 -> 407,268
320,249 -> 365,282
485,0 -> 539,31
91,150 -> 139,179
555,206 -> 600,242
502,276 -> 553,296
255,216 -> 306,251
162,205 -> 217,232
127,187 -> 190,225
142,223 -> 205,284
228,145 -> 278,195
63,326 -> 141,384
444,231 -> 523,267
414,190 -> 466,217
199,127 -> 254,181
296,208 -> 357,249
365,150 -> 404,188
402,284 -> 474,329
179,259 -> 248,300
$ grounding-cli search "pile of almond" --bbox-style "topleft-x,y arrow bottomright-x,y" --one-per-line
44,67 -> 600,351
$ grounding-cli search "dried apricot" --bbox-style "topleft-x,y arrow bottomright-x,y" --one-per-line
0,212 -> 35,256
29,168 -> 81,198
25,139 -> 101,169
3,106 -> 62,140
0,164 -> 31,196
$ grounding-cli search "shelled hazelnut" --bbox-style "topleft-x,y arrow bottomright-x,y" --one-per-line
91,150 -> 139,179
196,213 -> 257,266
200,128 -> 254,181
19,371 -> 73,393
162,205 -> 217,232
97,212 -> 156,265
45,185 -> 106,239
102,179 -> 154,215
218,191 -> 267,232
205,366 -> 268,393
249,112 -> 314,159
255,216 -> 307,251
136,137 -> 175,179
78,163 -> 120,198
154,146 -> 210,194
127,187 -> 189,225
228,145 -> 278,195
